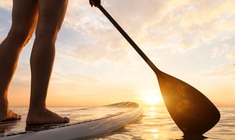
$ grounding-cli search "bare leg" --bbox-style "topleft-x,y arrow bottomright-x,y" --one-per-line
26,0 -> 69,125
0,0 -> 38,122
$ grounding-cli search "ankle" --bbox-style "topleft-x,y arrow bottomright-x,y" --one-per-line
29,103 -> 46,111
0,99 -> 9,109
28,106 -> 50,117
0,100 -> 9,116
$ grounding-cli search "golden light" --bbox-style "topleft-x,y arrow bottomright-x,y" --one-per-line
140,89 -> 164,106
149,129 -> 159,139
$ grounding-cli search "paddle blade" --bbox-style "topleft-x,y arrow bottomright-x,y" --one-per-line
156,71 -> 220,135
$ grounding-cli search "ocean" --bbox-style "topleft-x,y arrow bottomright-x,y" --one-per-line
2,105 -> 235,140
91,106 -> 235,140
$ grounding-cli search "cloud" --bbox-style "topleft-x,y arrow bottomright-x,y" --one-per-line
227,51 -> 235,59
212,34 -> 235,59
0,0 -> 12,11
58,43 -> 108,64
76,44 -> 107,63
136,0 -> 235,52
55,0 -> 235,81
1,0 -> 234,67
205,63 -> 235,79
1,0 -> 234,106
1,0 -> 235,54
64,0 -> 112,33
212,44 -> 232,58
57,0 -> 132,65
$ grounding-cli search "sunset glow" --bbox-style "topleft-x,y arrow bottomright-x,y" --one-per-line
140,90 -> 164,106
0,0 -> 234,107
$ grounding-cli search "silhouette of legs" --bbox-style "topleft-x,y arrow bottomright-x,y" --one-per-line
0,0 -> 38,122
0,0 -> 69,125
27,0 -> 69,125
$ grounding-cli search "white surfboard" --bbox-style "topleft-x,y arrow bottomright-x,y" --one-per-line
0,102 -> 143,140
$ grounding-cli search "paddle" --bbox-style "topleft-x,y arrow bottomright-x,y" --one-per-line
92,0 -> 220,136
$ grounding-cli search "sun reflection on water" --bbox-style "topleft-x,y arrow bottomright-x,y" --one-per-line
149,106 -> 157,117
149,129 -> 160,139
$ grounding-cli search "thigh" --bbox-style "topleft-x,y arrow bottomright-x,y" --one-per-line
36,0 -> 68,37
11,0 -> 38,34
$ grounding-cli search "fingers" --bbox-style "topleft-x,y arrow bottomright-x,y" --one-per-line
89,0 -> 100,7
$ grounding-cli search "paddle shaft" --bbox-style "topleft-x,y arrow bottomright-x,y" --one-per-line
96,4 -> 159,73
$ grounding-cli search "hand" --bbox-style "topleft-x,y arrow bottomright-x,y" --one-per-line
89,0 -> 101,7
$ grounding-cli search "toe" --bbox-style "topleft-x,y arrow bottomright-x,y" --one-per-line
63,117 -> 70,123
1,110 -> 21,122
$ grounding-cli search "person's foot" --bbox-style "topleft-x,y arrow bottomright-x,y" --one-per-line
0,109 -> 21,122
26,108 -> 69,126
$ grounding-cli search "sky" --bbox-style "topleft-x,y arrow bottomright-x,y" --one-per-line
0,0 -> 234,107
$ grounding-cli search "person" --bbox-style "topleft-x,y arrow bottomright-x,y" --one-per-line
0,0 -> 100,126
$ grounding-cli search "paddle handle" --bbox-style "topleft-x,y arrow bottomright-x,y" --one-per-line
94,2 -> 159,72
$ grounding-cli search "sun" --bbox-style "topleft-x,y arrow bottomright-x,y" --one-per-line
140,89 -> 164,106
143,95 -> 162,105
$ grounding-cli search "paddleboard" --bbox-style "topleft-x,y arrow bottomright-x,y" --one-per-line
0,102 -> 143,140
